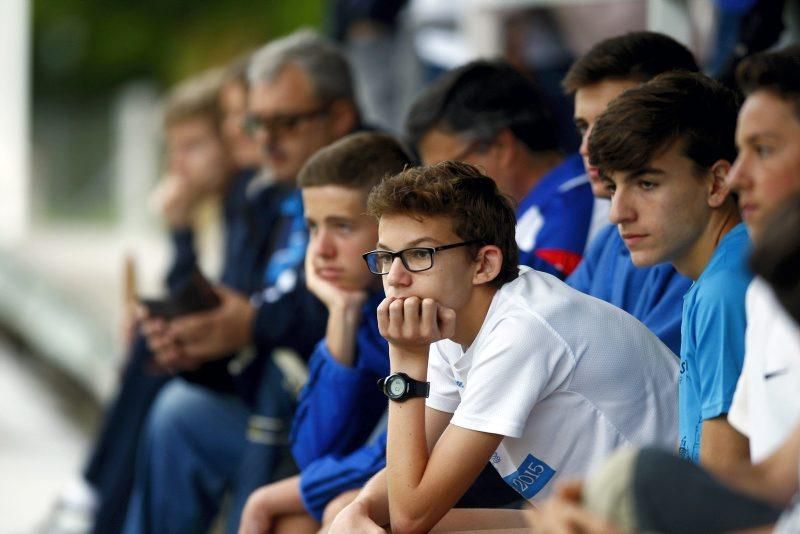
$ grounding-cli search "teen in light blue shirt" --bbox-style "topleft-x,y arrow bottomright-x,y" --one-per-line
679,223 -> 752,462
588,71 -> 750,472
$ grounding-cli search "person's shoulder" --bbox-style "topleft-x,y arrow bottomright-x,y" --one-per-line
697,262 -> 751,302
553,153 -> 587,183
593,225 -> 630,260
686,267 -> 748,336
521,154 -> 588,207
498,269 -> 599,330
546,155 -> 592,201
493,271 -> 562,322
697,225 -> 752,290
746,277 -> 770,314
593,223 -> 619,242
693,269 -> 748,309
709,223 -> 752,272
478,274 -> 579,368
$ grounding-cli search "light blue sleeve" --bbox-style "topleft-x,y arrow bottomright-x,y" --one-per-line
692,270 -> 749,419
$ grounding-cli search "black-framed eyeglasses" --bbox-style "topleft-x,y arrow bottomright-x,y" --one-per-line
362,240 -> 481,275
243,106 -> 329,138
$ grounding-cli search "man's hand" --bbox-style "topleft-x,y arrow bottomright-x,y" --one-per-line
141,285 -> 255,371
377,296 -> 456,354
327,500 -> 385,534
150,174 -> 207,229
138,307 -> 187,372
530,480 -> 620,534
305,253 -> 368,366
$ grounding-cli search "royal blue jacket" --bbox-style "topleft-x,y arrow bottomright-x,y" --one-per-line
515,153 -> 594,279
290,291 -> 389,519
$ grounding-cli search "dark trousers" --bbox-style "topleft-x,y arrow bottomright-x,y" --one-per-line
84,334 -> 171,534
633,447 -> 781,533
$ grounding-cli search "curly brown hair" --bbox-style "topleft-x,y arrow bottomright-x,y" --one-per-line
367,161 -> 519,288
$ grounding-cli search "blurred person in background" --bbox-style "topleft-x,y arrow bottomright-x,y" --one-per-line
47,64 -> 256,534
328,0 -> 414,132
123,29 -> 363,534
707,0 -> 759,76
712,0 -> 790,88
218,56 -> 263,173
405,59 -> 594,280
562,31 -> 698,355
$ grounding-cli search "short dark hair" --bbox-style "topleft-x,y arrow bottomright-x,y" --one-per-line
589,71 -> 739,176
750,194 -> 800,325
298,132 -> 413,191
736,45 -> 800,121
405,60 -> 559,155
367,161 -> 519,288
562,31 -> 698,93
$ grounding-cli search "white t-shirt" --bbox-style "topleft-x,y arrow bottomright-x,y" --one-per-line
728,278 -> 800,462
426,268 -> 679,503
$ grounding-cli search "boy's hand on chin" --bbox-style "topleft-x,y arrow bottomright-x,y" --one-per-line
377,296 -> 456,354
305,253 -> 367,313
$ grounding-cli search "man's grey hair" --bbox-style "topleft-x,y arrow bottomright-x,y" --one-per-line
248,28 -> 356,104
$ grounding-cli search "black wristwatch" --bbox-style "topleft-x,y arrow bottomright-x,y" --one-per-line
377,373 -> 430,402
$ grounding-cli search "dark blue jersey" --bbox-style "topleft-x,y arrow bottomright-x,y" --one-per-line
515,154 -> 594,278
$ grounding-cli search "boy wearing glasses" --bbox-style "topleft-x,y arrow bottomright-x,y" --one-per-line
330,161 -> 679,533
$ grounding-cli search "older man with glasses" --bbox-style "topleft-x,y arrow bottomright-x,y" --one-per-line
125,29 -> 365,534
404,60 -> 597,280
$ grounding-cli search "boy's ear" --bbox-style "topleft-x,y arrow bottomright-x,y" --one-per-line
707,159 -> 733,208
472,245 -> 503,286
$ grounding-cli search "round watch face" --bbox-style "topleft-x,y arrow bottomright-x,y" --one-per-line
387,376 -> 406,398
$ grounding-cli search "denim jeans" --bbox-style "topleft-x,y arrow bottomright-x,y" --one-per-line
122,359 -> 295,534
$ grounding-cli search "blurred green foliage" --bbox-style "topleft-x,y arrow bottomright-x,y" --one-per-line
33,0 -> 326,96
31,1 -> 326,223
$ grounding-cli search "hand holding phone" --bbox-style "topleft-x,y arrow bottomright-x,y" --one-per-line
139,269 -> 221,320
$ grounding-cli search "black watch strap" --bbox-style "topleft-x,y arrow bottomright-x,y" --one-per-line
406,377 -> 430,398
377,372 -> 430,402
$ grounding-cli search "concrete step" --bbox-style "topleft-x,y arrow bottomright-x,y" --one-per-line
0,335 -> 99,533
